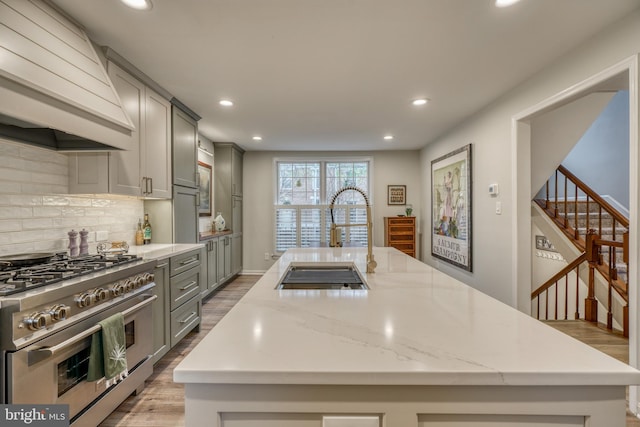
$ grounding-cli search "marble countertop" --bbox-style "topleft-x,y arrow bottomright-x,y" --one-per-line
128,243 -> 204,260
173,247 -> 640,387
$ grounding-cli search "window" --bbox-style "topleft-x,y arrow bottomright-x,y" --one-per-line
275,160 -> 371,252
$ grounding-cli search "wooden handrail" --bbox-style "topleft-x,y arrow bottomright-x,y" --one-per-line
557,165 -> 629,228
532,252 -> 587,299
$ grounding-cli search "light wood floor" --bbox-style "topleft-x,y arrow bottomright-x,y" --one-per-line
100,275 -> 640,426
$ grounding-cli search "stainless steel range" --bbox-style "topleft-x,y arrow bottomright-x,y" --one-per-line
0,251 -> 157,427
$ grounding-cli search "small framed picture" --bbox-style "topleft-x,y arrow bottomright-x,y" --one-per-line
388,185 -> 406,205
198,161 -> 212,217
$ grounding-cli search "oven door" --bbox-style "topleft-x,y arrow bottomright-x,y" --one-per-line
7,292 -> 155,421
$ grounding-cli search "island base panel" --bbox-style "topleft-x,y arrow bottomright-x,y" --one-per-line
183,384 -> 625,427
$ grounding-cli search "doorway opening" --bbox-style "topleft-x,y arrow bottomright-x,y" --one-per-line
512,55 -> 638,414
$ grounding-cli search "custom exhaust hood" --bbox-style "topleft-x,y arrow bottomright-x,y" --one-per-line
0,0 -> 135,151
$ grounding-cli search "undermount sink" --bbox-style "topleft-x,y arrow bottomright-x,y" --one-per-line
276,262 -> 368,290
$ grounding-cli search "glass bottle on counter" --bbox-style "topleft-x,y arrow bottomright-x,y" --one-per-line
135,219 -> 144,246
142,214 -> 152,245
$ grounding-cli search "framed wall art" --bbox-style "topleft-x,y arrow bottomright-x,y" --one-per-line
198,161 -> 212,217
388,185 -> 406,205
431,144 -> 472,271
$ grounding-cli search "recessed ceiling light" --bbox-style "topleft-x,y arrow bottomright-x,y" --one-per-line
384,135 -> 394,140
412,98 -> 429,106
252,136 -> 262,141
219,99 -> 234,107
495,0 -> 520,7
120,0 -> 153,10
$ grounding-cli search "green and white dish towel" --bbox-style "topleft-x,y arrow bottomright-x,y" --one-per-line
87,313 -> 128,388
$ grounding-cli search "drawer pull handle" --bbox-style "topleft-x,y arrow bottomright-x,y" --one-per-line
156,262 -> 169,268
179,281 -> 198,291
180,257 -> 198,266
180,312 -> 197,324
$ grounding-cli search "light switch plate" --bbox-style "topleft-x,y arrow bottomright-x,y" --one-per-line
323,416 -> 379,427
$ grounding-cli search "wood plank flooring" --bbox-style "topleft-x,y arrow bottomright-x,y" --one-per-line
100,276 -> 640,426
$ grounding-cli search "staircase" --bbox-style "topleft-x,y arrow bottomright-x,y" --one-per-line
532,165 -> 629,336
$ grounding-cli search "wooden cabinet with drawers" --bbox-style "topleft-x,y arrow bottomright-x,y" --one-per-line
384,216 -> 416,258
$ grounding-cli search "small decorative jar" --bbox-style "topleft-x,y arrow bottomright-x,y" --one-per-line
214,212 -> 226,231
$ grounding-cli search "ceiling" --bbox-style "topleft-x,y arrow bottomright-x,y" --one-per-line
52,0 -> 640,152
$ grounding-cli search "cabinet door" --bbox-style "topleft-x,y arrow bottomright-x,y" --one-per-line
224,236 -> 232,279
144,89 -> 172,198
216,238 -> 226,283
232,234 -> 242,275
172,106 -> 198,188
173,185 -> 198,243
232,196 -> 243,233
107,62 -> 143,196
152,259 -> 170,364
207,239 -> 218,291
232,147 -> 243,196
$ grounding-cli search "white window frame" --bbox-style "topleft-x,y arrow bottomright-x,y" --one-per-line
273,157 -> 373,253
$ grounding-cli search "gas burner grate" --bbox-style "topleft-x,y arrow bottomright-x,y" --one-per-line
0,253 -> 142,296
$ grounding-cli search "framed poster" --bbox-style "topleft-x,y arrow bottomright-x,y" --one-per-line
198,161 -> 212,217
431,144 -> 472,271
387,185 -> 406,205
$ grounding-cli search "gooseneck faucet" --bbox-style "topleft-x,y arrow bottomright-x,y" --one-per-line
329,186 -> 377,273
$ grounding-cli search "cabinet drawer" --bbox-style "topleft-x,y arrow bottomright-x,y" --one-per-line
387,217 -> 414,226
170,267 -> 201,310
170,296 -> 200,347
170,249 -> 201,276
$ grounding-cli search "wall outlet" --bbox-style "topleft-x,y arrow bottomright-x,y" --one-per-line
96,230 -> 109,241
264,252 -> 270,261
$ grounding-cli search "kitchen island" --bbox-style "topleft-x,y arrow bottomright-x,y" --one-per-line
174,247 -> 640,426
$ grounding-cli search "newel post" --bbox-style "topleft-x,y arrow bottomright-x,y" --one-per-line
584,230 -> 598,322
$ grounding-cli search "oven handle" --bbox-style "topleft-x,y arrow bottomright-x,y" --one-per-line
28,294 -> 157,366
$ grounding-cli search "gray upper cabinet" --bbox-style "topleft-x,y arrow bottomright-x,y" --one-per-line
214,143 -> 245,231
68,61 -> 171,198
172,106 -> 198,189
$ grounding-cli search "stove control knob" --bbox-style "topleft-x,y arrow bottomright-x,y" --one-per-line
93,288 -> 109,301
76,292 -> 94,308
133,275 -> 145,288
143,273 -> 154,284
111,281 -> 126,297
50,304 -> 70,321
123,279 -> 135,293
25,312 -> 49,330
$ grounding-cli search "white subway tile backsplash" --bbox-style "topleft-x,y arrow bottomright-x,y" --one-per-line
33,207 -> 63,217
20,183 -> 67,194
0,168 -> 31,183
3,195 -> 43,206
43,196 -> 71,206
0,220 -> 21,232
22,218 -> 54,230
0,140 -> 144,255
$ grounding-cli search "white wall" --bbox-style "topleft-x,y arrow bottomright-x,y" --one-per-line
0,139 -> 144,256
243,150 -> 421,272
419,9 -> 640,304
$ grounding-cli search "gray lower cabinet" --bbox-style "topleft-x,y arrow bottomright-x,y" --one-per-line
169,248 -> 202,348
201,235 -> 238,298
152,258 -> 170,364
